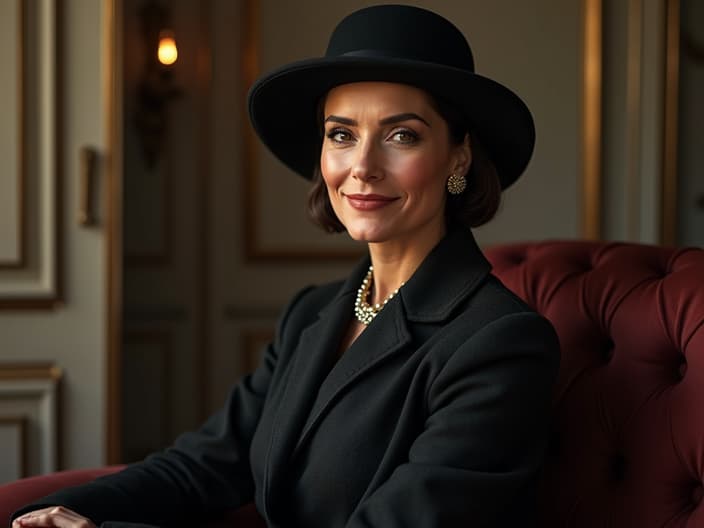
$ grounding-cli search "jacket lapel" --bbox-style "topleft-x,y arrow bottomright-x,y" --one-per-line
293,296 -> 413,456
263,261 -> 366,509
400,226 -> 492,323
290,227 -> 492,458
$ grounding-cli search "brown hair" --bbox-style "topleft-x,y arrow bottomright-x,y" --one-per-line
307,91 -> 502,233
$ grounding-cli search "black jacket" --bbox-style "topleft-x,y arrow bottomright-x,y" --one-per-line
13,227 -> 560,527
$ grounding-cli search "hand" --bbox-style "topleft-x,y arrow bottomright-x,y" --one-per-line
12,507 -> 96,528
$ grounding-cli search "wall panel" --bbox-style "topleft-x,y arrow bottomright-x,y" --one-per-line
0,0 -> 60,308
0,364 -> 61,482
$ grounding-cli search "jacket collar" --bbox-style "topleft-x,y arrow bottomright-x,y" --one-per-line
327,226 -> 492,323
400,226 -> 492,322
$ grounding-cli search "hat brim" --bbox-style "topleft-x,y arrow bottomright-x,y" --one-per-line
247,56 -> 535,190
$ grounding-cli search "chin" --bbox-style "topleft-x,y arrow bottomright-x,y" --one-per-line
344,226 -> 390,243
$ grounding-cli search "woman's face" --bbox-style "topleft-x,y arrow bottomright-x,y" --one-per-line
320,82 -> 470,247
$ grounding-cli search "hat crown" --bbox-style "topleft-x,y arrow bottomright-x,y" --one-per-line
325,5 -> 475,72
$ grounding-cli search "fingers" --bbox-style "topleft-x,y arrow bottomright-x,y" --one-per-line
13,506 -> 96,528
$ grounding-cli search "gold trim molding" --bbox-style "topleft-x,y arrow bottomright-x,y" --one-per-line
105,0 -> 124,466
0,0 -> 27,270
581,0 -> 603,240
0,362 -> 63,381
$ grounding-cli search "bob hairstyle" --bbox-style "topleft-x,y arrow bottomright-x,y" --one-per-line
307,91 -> 502,233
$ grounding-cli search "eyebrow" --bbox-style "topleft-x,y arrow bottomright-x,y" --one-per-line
324,112 -> 431,127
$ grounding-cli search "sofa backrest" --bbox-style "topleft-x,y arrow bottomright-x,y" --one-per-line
486,241 -> 704,527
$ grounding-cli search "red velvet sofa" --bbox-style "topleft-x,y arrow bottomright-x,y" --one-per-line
2,240 -> 703,527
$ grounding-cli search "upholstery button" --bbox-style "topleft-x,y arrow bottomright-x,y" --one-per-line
678,357 -> 688,380
603,339 -> 615,363
653,266 -> 669,279
692,485 -> 704,505
609,454 -> 627,482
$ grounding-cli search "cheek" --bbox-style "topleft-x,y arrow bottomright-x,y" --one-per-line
320,150 -> 346,190
395,155 -> 446,194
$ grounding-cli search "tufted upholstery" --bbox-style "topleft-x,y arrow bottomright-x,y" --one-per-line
485,240 -> 704,527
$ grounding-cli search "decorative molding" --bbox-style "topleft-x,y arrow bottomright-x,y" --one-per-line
0,416 -> 28,481
581,0 -> 603,240
0,0 -> 62,309
240,0 -> 363,262
0,363 -> 63,381
0,0 -> 27,270
661,0 -> 680,246
105,0 -> 124,466
0,362 -> 62,474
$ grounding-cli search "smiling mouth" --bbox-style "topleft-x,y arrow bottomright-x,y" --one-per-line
344,193 -> 399,211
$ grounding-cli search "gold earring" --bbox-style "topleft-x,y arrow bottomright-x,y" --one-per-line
447,172 -> 466,195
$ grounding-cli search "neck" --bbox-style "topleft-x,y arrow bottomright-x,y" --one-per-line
367,222 -> 446,305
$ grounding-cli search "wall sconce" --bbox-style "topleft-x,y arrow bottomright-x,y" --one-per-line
135,1 -> 182,169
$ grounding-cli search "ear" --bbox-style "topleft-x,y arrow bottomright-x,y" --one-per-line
452,133 -> 472,176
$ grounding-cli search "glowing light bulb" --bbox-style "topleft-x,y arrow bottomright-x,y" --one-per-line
157,31 -> 178,66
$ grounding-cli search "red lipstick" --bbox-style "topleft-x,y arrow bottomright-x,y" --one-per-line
345,193 -> 399,211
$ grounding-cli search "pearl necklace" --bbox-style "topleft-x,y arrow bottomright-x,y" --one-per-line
354,265 -> 404,325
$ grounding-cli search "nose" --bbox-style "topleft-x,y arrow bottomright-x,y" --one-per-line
351,139 -> 383,182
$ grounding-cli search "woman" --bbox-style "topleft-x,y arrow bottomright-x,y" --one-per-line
13,5 -> 559,528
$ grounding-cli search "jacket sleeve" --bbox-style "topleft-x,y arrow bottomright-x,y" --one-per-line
344,311 -> 560,528
10,286 -> 315,528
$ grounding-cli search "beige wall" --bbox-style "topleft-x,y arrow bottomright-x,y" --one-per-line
0,0 -> 109,470
602,0 -> 665,244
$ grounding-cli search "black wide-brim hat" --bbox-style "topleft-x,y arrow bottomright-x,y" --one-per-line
247,4 -> 535,190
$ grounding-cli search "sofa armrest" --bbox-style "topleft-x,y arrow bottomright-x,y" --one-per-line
0,467 -> 125,526
0,467 -> 265,528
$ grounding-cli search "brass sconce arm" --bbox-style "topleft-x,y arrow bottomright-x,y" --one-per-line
135,0 -> 182,169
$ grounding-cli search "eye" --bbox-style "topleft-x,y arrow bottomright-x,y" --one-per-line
326,128 -> 353,143
389,129 -> 418,144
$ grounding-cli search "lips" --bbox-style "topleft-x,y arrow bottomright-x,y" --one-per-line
344,193 -> 399,211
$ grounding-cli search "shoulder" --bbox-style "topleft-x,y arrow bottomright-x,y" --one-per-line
472,273 -> 535,317
275,279 -> 345,339
436,273 -> 560,374
446,273 -> 551,337
426,280 -> 560,415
